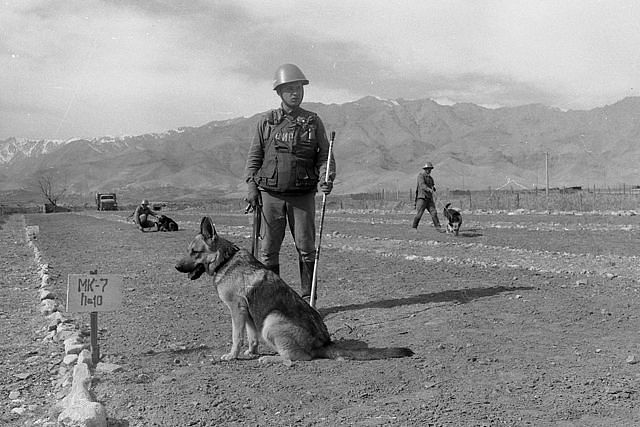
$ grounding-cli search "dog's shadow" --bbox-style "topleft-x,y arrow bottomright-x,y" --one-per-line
459,231 -> 483,237
450,227 -> 482,237
319,285 -> 533,317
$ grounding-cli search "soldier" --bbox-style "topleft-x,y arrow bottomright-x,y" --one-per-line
411,162 -> 441,231
133,199 -> 159,232
244,63 -> 336,304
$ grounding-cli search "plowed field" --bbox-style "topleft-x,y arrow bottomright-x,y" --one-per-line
2,209 -> 640,426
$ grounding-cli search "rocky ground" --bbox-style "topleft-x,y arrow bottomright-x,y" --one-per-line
0,215 -> 61,425
1,208 -> 640,426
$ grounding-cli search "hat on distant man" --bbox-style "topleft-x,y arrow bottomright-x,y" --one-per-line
422,162 -> 434,169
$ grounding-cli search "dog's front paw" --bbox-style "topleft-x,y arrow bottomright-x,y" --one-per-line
220,352 -> 239,361
243,349 -> 260,359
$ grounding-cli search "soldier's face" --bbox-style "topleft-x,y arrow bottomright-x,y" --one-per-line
278,82 -> 304,109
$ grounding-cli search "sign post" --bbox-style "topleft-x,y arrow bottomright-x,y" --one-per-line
66,272 -> 123,365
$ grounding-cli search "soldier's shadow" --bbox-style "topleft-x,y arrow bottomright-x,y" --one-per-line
319,285 -> 533,317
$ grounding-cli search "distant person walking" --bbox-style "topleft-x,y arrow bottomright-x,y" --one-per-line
411,162 -> 441,230
244,63 -> 336,303
133,199 -> 159,232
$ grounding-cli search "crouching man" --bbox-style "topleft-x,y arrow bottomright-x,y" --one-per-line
133,199 -> 158,232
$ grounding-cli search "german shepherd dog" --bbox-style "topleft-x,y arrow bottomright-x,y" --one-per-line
443,203 -> 462,236
157,214 -> 179,232
175,217 -> 414,364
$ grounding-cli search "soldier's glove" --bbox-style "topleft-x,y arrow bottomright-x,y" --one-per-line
319,181 -> 333,195
245,182 -> 262,208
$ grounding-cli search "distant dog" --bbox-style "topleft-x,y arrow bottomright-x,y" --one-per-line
443,203 -> 462,236
157,215 -> 178,232
175,217 -> 414,364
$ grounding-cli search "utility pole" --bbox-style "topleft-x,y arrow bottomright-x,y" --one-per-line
545,151 -> 549,213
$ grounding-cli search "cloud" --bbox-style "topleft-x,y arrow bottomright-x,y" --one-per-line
219,0 -> 640,109
1,0 -> 268,138
1,0 -> 640,139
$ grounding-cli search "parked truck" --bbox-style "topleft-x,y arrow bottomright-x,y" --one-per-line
95,193 -> 118,211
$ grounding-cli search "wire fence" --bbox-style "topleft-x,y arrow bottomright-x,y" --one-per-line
335,185 -> 640,212
3,185 -> 639,215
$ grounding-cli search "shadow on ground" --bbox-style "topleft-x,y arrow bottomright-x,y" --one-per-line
320,285 -> 534,317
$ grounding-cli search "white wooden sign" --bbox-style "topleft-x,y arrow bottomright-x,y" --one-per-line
66,274 -> 123,312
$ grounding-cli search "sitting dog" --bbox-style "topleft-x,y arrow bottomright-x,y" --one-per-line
175,217 -> 414,364
157,215 -> 179,232
443,203 -> 462,236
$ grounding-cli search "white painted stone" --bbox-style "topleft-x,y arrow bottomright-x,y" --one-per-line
40,299 -> 57,315
64,334 -> 82,346
58,401 -> 107,427
77,349 -> 94,368
55,330 -> 76,343
47,311 -> 65,323
40,288 -> 54,301
65,343 -> 86,355
63,354 -> 79,365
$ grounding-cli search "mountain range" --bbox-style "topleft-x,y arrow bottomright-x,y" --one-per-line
1,96 -> 639,203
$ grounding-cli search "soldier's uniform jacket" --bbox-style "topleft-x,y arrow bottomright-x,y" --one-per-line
415,170 -> 436,201
245,107 -> 336,195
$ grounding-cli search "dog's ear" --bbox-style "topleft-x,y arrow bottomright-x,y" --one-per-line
200,217 -> 217,239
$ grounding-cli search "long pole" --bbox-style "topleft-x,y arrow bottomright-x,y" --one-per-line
89,270 -> 100,365
310,131 -> 335,308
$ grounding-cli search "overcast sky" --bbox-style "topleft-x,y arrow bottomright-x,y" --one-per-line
2,0 -> 639,140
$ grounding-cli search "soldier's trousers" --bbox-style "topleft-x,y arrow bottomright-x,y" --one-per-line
260,191 -> 316,268
412,197 -> 440,228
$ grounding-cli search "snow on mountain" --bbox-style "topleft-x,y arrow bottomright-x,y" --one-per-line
0,137 -> 68,163
0,127 -> 191,163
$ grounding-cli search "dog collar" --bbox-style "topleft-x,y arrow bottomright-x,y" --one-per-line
212,245 -> 239,273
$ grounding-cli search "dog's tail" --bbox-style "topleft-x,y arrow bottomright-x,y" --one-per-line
315,342 -> 413,360
445,203 -> 451,210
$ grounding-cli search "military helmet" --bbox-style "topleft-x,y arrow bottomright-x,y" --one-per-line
422,162 -> 434,169
141,199 -> 149,206
272,63 -> 309,90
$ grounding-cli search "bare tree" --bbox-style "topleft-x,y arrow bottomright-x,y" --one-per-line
37,174 -> 67,208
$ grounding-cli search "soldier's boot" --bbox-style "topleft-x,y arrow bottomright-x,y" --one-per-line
432,215 -> 442,230
411,217 -> 419,230
299,260 -> 315,304
265,264 -> 280,276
